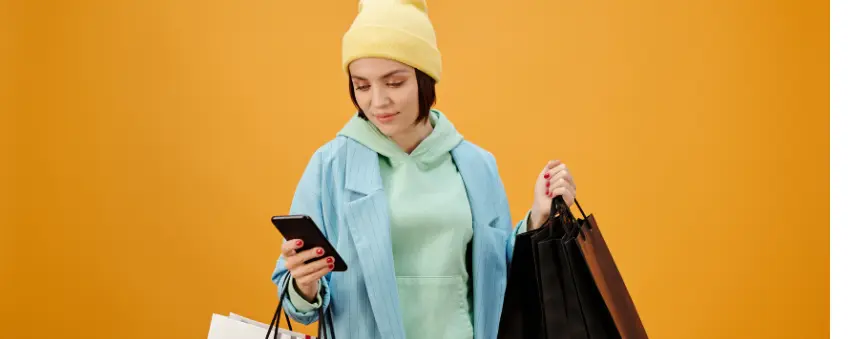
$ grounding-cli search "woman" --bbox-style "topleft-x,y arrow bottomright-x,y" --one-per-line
271,1 -> 577,338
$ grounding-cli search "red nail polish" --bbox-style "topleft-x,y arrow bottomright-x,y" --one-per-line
316,248 -> 324,255
545,181 -> 550,187
295,240 -> 303,247
328,263 -> 335,270
545,189 -> 549,195
544,173 -> 550,179
326,257 -> 334,263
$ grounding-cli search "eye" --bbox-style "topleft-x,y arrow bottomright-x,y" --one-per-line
387,81 -> 405,88
355,84 -> 371,91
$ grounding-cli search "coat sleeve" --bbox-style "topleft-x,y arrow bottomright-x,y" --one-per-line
271,149 -> 333,325
484,152 -> 531,265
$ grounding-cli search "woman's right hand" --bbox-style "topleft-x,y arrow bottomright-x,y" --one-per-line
282,239 -> 335,302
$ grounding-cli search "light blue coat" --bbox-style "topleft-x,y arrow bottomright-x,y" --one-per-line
271,136 -> 526,339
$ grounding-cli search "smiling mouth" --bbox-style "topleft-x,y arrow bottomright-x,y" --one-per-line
374,112 -> 399,119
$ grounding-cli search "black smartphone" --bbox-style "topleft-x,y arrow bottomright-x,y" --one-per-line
271,215 -> 348,272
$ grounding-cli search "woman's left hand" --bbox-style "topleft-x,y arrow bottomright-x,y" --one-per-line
527,160 -> 577,231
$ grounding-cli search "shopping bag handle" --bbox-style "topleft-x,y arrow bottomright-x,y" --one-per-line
265,284 -> 337,339
552,196 -> 587,221
265,291 -> 285,339
551,196 -> 589,239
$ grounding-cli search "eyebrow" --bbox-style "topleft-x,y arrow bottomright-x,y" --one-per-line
350,69 -> 410,81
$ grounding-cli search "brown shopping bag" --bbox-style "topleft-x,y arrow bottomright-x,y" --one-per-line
571,199 -> 648,339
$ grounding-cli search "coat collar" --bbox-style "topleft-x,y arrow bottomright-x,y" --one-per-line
341,139 -> 498,339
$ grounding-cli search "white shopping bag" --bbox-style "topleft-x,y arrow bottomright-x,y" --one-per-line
207,313 -> 314,339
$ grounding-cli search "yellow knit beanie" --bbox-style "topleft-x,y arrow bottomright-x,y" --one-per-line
342,0 -> 442,82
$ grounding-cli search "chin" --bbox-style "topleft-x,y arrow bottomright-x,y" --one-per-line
367,115 -> 412,137
372,123 -> 402,137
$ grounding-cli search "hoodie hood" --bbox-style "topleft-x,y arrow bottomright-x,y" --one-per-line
337,109 -> 464,170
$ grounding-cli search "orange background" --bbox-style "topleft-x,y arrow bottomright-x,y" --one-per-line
3,0 -> 829,338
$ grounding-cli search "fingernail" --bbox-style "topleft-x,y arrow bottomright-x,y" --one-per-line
544,173 -> 550,179
315,248 -> 324,255
326,257 -> 334,263
328,264 -> 335,270
545,181 -> 550,187
545,189 -> 549,195
295,240 -> 303,247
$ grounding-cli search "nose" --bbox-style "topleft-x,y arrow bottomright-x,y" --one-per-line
371,86 -> 391,108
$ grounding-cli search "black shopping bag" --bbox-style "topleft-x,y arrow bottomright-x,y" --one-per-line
498,196 -> 635,339
498,226 -> 545,338
561,227 -> 620,338
533,198 -> 593,339
499,196 -> 588,339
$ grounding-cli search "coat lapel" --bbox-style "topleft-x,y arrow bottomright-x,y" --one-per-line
342,142 -> 406,339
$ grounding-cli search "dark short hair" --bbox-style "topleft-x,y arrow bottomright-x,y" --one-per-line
349,68 -> 436,124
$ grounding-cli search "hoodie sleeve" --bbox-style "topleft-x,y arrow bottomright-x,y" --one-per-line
271,149 -> 333,325
286,275 -> 322,311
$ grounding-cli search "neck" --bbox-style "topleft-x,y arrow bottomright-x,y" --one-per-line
391,118 -> 433,153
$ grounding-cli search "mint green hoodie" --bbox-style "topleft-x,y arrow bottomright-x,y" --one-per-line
288,110 -> 475,339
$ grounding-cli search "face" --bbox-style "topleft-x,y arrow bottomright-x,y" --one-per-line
349,58 -> 421,138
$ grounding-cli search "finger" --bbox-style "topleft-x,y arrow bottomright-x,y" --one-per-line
542,161 -> 563,180
550,186 -> 576,202
565,172 -> 576,190
548,167 -> 569,184
565,189 -> 576,205
285,246 -> 325,270
281,239 -> 304,258
299,265 -> 333,285
542,160 -> 561,174
291,256 -> 334,280
551,176 -> 576,192
549,166 -> 577,191
544,164 -> 566,181
550,163 -> 568,176
548,177 -> 569,192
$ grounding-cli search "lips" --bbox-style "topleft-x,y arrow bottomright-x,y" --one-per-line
374,112 -> 399,122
